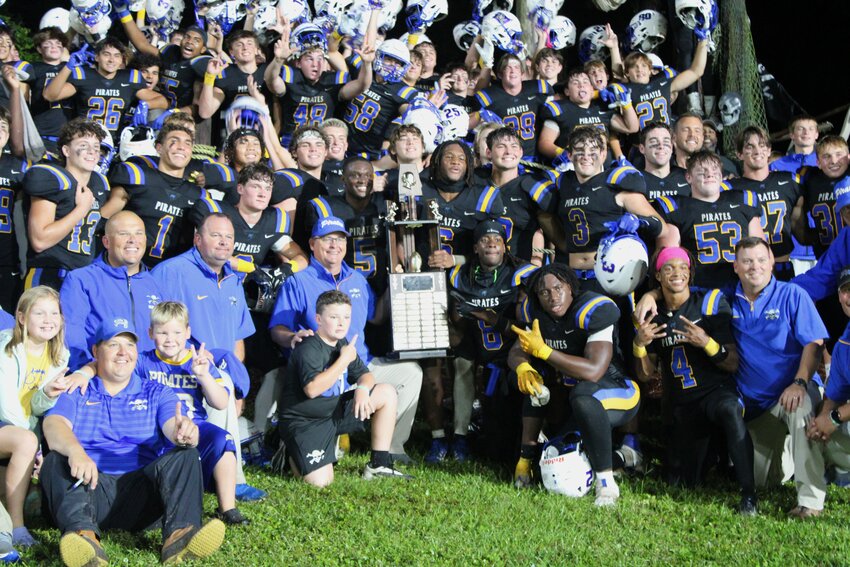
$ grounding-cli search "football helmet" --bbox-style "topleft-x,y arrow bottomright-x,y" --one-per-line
374,39 -> 411,83
399,31 -> 431,46
338,0 -> 371,47
540,433 -> 595,497
70,0 -> 111,29
252,3 -> 280,36
627,9 -> 668,53
401,97 -> 444,154
578,25 -> 609,63
594,217 -> 649,297
591,0 -> 627,11
675,0 -> 714,30
225,97 -> 269,135
119,126 -> 158,162
473,0 -> 513,21
206,0 -> 248,35
547,16 -> 576,50
441,104 -> 470,142
40,8 -> 71,32
453,20 -> 481,52
378,0 -> 404,33
279,0 -> 312,26
527,0 -> 564,30
405,0 -> 448,32
481,10 -> 524,55
290,22 -> 328,54
718,91 -> 743,127
95,123 -> 116,177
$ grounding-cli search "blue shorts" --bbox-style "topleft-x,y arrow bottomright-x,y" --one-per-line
161,421 -> 236,491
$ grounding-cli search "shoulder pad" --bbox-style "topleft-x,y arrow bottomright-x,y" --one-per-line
112,161 -> 147,186
525,178 -> 555,207
24,164 -> 76,194
474,90 -> 492,108
574,293 -> 619,331
348,53 -> 363,69
203,162 -> 236,185
660,65 -> 677,79
128,69 -> 143,84
720,180 -> 732,191
741,189 -> 758,208
449,265 -> 463,289
310,196 -> 333,218
512,263 -> 539,287
397,85 -> 418,100
475,185 -> 501,213
126,154 -> 159,169
537,79 -> 552,94
543,100 -> 562,117
199,193 -> 224,214
700,289 -> 730,317
518,296 -> 532,324
656,195 -> 678,214
273,207 -> 291,234
70,65 -> 87,81
606,165 -> 643,187
14,61 -> 32,76
92,171 -> 110,193
280,65 -> 295,83
275,169 -> 304,188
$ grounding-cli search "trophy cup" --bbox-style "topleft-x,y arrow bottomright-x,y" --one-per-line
383,165 -> 450,359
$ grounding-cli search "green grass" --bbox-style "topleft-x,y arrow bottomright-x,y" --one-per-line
18,449 -> 850,566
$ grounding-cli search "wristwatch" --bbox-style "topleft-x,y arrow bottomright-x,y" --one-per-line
793,378 -> 808,388
830,409 -> 843,427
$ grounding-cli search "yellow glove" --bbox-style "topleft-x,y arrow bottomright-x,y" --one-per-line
516,362 -> 544,396
511,319 -> 554,360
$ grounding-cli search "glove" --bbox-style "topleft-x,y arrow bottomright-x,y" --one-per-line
475,40 -> 494,69
603,212 -> 642,236
516,362 -> 544,396
111,0 -> 131,20
449,290 -> 477,319
600,84 -> 631,109
510,319 -> 553,360
150,109 -> 175,130
610,155 -> 635,169
67,44 -> 94,70
552,150 -> 571,172
132,101 -> 149,127
478,109 -> 503,126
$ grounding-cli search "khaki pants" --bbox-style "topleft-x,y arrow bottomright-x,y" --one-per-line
368,358 -> 423,455
747,397 -> 825,510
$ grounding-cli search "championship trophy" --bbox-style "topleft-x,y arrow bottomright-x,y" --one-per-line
383,164 -> 450,359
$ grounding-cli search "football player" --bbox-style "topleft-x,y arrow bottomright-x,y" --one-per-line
0,106 -> 28,310
533,48 -> 563,87
412,42 -> 439,93
655,151 -> 764,289
23,119 -> 110,290
634,247 -> 756,515
508,263 -> 640,506
43,38 -> 167,136
638,122 -> 690,203
105,123 -> 206,265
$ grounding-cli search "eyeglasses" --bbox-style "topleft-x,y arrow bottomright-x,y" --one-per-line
320,236 -> 346,244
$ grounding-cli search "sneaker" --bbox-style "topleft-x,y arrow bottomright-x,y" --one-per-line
617,443 -> 644,474
235,483 -> 267,502
0,550 -> 21,564
216,507 -> 251,526
391,452 -> 413,466
161,519 -> 225,564
594,476 -> 620,507
451,437 -> 470,462
11,527 -> 36,548
59,530 -> 108,567
424,438 -> 449,464
833,467 -> 850,487
738,494 -> 758,516
514,457 -> 533,489
362,464 -> 413,480
788,505 -> 822,519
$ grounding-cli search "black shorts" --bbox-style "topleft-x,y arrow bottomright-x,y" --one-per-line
282,390 -> 368,475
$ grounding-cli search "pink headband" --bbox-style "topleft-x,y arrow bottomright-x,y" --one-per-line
656,247 -> 691,271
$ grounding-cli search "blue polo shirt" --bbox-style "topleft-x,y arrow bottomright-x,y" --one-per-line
0,308 -> 13,330
269,257 -> 375,363
792,227 -> 850,302
769,152 -> 818,174
825,322 -> 850,403
47,375 -> 178,475
731,277 -> 828,415
152,247 -> 255,352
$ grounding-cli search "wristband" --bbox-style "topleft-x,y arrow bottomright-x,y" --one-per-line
355,384 -> 370,393
235,258 -> 256,273
633,342 -> 648,359
119,13 -> 133,23
793,378 -> 808,388
287,259 -> 301,273
703,338 -> 720,357
204,73 -> 216,87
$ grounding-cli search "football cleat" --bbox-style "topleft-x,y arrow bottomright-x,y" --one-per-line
616,443 -> 644,474
362,464 -> 413,480
425,438 -> 449,464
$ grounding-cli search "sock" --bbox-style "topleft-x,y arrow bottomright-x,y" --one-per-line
431,429 -> 446,439
370,450 -> 392,468
622,434 -> 641,452
597,470 -> 615,488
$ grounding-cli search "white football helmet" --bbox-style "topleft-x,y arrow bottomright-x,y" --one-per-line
338,0 -> 370,47
527,0 -> 564,29
40,8 -> 71,32
399,31 -> 431,46
578,25 -> 609,63
251,3 -> 280,36
547,16 -> 576,50
225,97 -> 270,136
595,232 -> 649,296
378,0 -> 404,33
71,0 -> 111,28
453,20 -> 481,52
627,9 -> 668,53
481,10 -> 523,55
146,0 -> 185,35
540,434 -> 595,498
290,22 -> 327,54
119,126 -> 158,162
675,0 -> 714,30
404,0 -> 448,32
279,0 -> 312,26
316,0 -> 351,20
441,104 -> 470,142
401,97 -> 444,154
95,123 -> 116,177
591,0 -> 627,11
374,39 -> 410,83
473,0 -> 513,20
206,0 -> 248,34
718,92 -> 743,127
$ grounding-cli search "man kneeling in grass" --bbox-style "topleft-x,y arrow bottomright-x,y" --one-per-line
278,291 -> 410,486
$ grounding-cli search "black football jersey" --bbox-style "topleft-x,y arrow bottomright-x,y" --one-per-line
109,160 -> 205,265
344,82 -> 419,158
473,80 -> 553,158
446,92 -> 476,114
727,171 -> 802,258
67,66 -> 146,134
626,75 -> 674,129
647,289 -> 736,404
278,66 -> 348,140
159,45 -> 210,108
23,164 -> 109,270
539,99 -> 613,149
641,166 -> 690,203
518,290 -> 628,386
418,181 -> 506,259
189,195 -> 290,266
449,259 -> 528,364
800,167 -> 846,257
552,165 -> 648,257
482,170 -> 557,261
414,74 -> 439,94
21,60 -> 75,141
0,154 -> 29,268
304,194 -> 388,293
656,188 -> 760,288
321,160 -> 345,197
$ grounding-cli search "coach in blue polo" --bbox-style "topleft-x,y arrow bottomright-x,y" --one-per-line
40,318 -> 225,566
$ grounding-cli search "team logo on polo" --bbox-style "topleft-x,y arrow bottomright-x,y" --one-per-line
764,309 -> 780,321
147,295 -> 161,309
129,399 -> 149,411
229,296 -> 238,306
114,318 -> 129,328
306,449 -> 325,465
